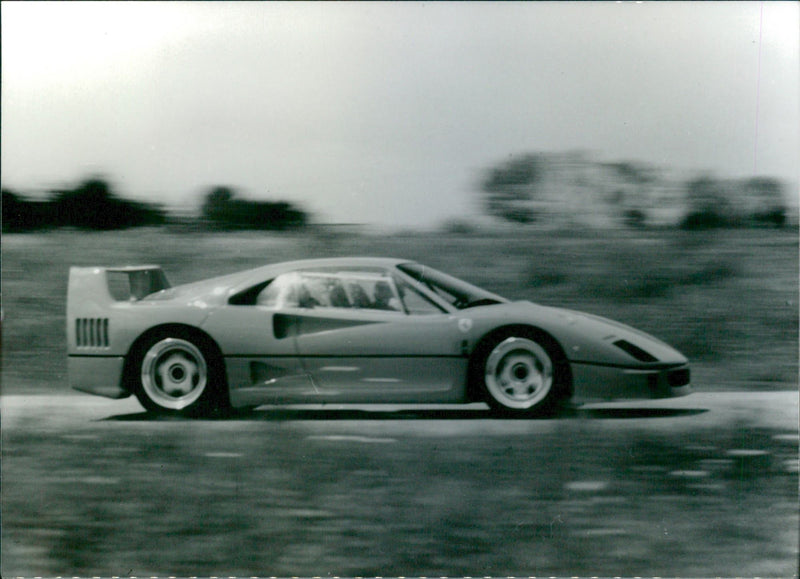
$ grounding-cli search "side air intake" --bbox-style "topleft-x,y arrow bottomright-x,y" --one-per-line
613,339 -> 658,363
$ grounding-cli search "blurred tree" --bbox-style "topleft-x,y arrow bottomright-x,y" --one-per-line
604,161 -> 655,185
201,186 -> 236,224
201,187 -> 307,230
681,176 -> 733,230
2,189 -> 52,232
439,218 -> 480,235
480,154 -> 545,224
602,162 -> 660,228
743,177 -> 786,227
49,177 -> 166,230
623,208 -> 648,228
4,179 -> 166,232
681,175 -> 788,229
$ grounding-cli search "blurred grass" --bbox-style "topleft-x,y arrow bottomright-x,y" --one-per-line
2,411 -> 797,577
1,226 -> 797,391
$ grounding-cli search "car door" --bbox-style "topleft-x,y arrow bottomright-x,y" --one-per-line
201,272 -> 315,405
286,271 -> 469,402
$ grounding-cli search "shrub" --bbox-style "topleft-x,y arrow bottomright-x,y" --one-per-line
440,219 -> 481,235
202,187 -> 307,230
623,208 -> 648,228
50,179 -> 166,230
3,180 -> 166,232
681,210 -> 730,230
2,190 -> 53,232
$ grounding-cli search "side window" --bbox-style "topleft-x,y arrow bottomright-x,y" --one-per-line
330,273 -> 403,312
304,271 -> 405,313
396,279 -> 445,315
347,279 -> 373,308
297,275 -> 331,308
255,270 -> 436,314
256,273 -> 300,308
366,279 -> 401,312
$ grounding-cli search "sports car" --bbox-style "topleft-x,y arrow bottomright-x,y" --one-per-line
67,257 -> 691,416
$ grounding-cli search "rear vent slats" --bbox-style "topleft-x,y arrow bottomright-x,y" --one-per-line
75,318 -> 110,348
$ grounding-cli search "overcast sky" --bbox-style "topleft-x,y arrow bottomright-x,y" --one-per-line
2,1 -> 798,227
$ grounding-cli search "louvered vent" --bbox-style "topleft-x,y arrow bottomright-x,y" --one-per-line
75,318 -> 110,348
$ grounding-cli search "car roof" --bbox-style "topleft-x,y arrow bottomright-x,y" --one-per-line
261,256 -> 407,275
228,257 -> 410,291
276,257 -> 406,269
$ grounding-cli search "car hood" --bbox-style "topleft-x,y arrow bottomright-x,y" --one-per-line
553,306 -> 675,348
471,300 -> 687,366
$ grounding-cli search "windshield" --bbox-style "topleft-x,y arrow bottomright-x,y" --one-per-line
396,263 -> 508,310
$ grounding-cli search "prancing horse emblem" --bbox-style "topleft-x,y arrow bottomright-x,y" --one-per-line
458,318 -> 473,333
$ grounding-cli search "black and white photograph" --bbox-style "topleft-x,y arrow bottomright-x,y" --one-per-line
2,2 -> 798,577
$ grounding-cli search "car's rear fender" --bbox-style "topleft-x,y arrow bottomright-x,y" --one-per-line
67,265 -> 170,354
67,266 -> 216,399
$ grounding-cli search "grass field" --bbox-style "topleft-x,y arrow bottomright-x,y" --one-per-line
1,226 -> 797,393
2,394 -> 798,578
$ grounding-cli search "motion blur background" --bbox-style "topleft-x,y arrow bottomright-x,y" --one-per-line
1,2 -> 798,577
2,0 -> 798,392
2,1 -> 798,228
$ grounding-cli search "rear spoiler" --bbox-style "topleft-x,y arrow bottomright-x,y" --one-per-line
67,266 -> 170,313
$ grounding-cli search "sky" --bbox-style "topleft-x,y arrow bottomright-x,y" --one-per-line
2,1 -> 798,227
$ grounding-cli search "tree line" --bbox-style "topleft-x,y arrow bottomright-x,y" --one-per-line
481,153 -> 790,230
1,178 -> 309,233
3,157 -> 792,233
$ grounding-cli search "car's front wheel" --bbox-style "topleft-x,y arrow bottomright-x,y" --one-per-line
475,333 -> 569,416
132,332 -> 228,416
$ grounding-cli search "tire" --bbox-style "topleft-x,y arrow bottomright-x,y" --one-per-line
132,331 -> 228,416
474,332 -> 569,416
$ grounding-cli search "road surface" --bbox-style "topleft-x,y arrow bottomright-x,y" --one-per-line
3,389 -> 798,429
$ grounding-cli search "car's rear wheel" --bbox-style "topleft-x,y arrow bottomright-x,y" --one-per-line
475,333 -> 568,416
132,332 -> 228,416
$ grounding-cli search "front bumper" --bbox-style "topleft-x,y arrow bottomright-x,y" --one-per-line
69,355 -> 130,399
571,362 -> 691,402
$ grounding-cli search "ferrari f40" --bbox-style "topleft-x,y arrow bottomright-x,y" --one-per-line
67,258 -> 691,416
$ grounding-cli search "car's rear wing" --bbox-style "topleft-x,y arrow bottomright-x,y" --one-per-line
67,265 -> 170,312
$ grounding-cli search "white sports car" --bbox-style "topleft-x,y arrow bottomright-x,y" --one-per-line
67,258 -> 691,416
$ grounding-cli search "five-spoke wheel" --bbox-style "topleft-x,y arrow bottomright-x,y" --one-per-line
132,332 -> 227,416
475,332 -> 568,416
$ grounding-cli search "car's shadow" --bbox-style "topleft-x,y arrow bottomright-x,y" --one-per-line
102,405 -> 709,422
